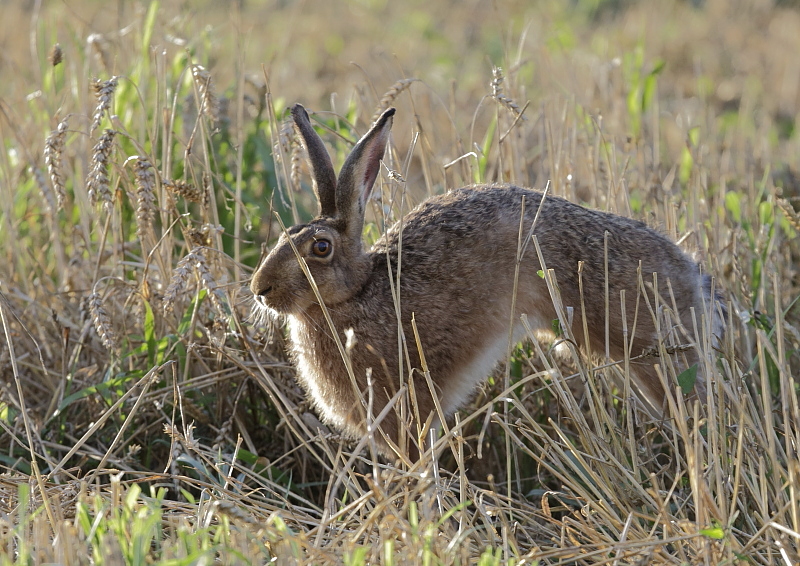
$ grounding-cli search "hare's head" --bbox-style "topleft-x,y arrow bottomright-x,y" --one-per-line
250,104 -> 395,316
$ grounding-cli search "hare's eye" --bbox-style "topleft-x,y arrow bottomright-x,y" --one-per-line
311,239 -> 332,258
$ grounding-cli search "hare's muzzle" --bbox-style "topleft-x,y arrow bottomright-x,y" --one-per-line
251,281 -> 272,300
255,284 -> 271,296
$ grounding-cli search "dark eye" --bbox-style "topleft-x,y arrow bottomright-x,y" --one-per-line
311,239 -> 332,258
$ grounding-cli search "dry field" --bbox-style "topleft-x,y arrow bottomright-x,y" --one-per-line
1,0 -> 799,563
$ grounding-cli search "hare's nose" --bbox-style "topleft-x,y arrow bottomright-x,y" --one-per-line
249,275 -> 272,297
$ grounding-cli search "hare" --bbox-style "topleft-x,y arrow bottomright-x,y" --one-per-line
250,104 -> 724,459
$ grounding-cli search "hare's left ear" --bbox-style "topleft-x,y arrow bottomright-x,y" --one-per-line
291,104 -> 338,217
336,108 -> 395,241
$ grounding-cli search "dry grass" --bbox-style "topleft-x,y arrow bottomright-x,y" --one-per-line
0,0 -> 799,563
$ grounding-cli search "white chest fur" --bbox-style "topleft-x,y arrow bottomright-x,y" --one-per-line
287,314 -> 349,429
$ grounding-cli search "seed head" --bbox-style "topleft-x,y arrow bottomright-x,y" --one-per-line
491,66 -> 523,118
87,129 -> 116,213
91,76 -> 118,133
371,78 -> 417,123
88,291 -> 117,352
164,178 -> 204,204
44,118 -> 69,209
191,65 -> 219,124
49,43 -> 63,67
133,157 -> 156,240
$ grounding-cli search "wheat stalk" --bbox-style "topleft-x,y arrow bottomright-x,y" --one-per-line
43,118 -> 68,209
192,248 -> 228,320
90,77 -> 118,133
88,291 -> 117,353
49,43 -> 63,67
491,66 -> 523,117
87,34 -> 112,74
87,129 -> 116,213
191,65 -> 219,124
133,157 -> 156,240
164,179 -> 204,204
163,248 -> 227,320
30,166 -> 56,215
371,78 -> 417,122
163,251 -> 197,313
777,198 -> 800,234
290,134 -> 303,192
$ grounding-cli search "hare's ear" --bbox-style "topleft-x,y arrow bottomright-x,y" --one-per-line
336,107 -> 395,240
291,104 -> 337,217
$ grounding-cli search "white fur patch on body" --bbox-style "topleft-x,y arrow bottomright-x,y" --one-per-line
439,311 -> 553,414
440,333 -> 510,414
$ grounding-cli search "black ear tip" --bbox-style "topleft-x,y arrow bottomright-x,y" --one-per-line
375,107 -> 396,127
290,103 -> 309,123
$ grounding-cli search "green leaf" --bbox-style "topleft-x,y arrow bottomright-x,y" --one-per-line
699,526 -> 725,540
56,372 -> 141,414
177,289 -> 208,335
478,546 -> 502,566
436,500 -> 473,527
408,501 -> 419,529
679,126 -> 700,184
180,489 -> 197,505
758,200 -> 774,226
141,1 -> 159,62
124,483 -> 142,513
650,59 -> 666,76
144,299 -> 156,367
677,365 -> 698,394
641,59 -> 665,113
688,125 -> 700,146
724,191 -> 742,223
477,117 -> 496,184
627,82 -> 641,133
679,145 -> 693,185
345,546 -> 368,566
0,454 -> 31,474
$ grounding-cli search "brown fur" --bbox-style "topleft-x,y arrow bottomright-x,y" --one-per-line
250,104 -> 724,459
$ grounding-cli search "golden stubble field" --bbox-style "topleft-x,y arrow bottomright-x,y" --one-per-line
1,0 -> 799,563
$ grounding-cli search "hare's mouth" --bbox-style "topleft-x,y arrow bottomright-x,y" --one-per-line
253,293 -> 276,311
251,294 -> 283,321
252,292 -> 294,317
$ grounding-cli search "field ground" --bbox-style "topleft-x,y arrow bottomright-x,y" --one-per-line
1,0 -> 800,563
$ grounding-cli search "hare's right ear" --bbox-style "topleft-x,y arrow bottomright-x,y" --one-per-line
335,107 -> 395,241
291,104 -> 337,217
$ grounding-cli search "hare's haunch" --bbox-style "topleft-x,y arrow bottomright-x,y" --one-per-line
251,104 -> 724,459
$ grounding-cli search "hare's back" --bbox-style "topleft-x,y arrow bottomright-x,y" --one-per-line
530,189 -> 702,302
373,183 -> 703,321
373,185 -> 540,277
